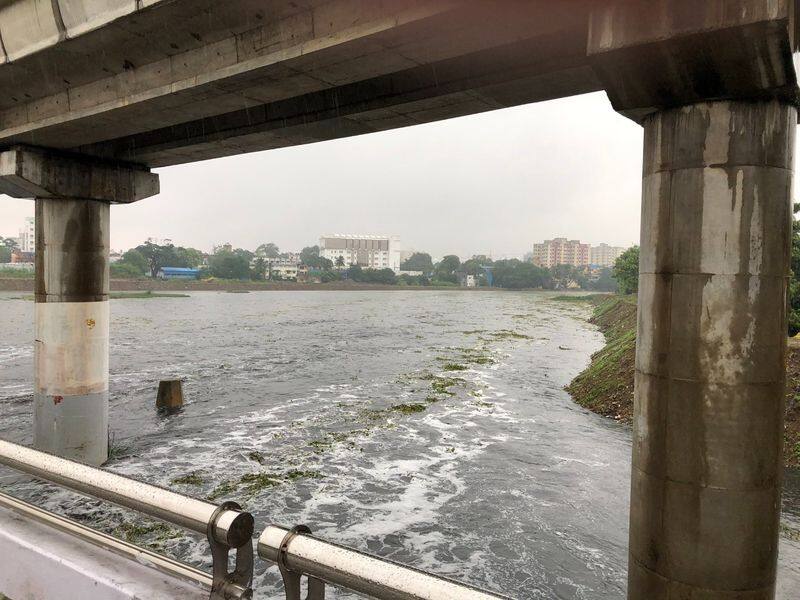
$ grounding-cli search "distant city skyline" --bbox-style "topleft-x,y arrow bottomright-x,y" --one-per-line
1,92 -> 645,256
3,211 -> 633,264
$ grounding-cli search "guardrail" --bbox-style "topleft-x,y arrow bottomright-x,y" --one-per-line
259,524 -> 510,600
0,438 -> 510,600
0,439 -> 254,600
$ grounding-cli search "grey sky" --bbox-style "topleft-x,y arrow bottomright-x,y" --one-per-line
1,91 -> 645,259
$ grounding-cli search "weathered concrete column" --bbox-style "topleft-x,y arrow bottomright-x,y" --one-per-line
587,2 -> 800,597
630,100 -> 795,598
34,198 -> 110,465
0,146 -> 158,465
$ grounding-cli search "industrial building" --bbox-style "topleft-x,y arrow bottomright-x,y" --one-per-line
319,234 -> 401,272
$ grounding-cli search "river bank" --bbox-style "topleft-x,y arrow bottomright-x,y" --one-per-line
0,277 -> 496,292
565,295 -> 800,468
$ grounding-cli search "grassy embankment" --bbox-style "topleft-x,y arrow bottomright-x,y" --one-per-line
565,295 -> 800,468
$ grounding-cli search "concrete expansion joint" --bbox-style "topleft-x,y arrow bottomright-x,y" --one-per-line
644,164 -> 794,174
634,368 -> 783,387
630,464 -> 780,493
637,273 -> 789,281
629,554 -> 775,594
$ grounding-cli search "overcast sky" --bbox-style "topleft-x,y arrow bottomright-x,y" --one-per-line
1,91 -> 645,260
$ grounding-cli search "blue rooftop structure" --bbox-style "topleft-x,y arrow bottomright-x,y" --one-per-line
158,267 -> 199,280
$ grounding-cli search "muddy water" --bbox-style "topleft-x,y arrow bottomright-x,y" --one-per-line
1,290 -> 798,599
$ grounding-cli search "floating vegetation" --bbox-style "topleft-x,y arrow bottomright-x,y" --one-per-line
247,451 -> 266,465
781,523 -> 800,541
472,400 -> 494,408
309,429 -> 369,453
171,472 -> 204,486
239,472 -> 282,493
430,376 -> 465,396
285,469 -> 322,481
209,468 -> 322,500
107,442 -> 134,461
487,330 -> 532,340
391,403 -> 427,414
114,520 -> 182,551
440,362 -> 468,371
462,329 -> 487,335
208,480 -> 238,501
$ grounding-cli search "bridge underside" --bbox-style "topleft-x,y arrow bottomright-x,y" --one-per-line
0,0 -> 601,167
1,2 -> 800,600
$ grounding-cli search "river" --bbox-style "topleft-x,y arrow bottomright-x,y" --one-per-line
1,290 -> 798,599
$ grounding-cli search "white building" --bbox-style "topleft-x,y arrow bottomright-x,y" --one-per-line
270,264 -> 298,280
458,273 -> 476,288
19,217 -> 34,253
319,234 -> 401,272
266,254 -> 299,268
589,243 -> 628,268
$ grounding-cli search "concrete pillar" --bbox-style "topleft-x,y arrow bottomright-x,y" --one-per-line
0,146 -> 159,466
630,100 -> 795,598
34,198 -> 110,465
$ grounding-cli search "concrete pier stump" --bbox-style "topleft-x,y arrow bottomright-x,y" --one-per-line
156,380 -> 184,411
629,100 -> 795,598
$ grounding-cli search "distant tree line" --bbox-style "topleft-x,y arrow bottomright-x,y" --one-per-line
108,240 -> 627,292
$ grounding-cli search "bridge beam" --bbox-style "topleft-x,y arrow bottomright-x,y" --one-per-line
589,2 -> 799,598
0,147 -> 158,465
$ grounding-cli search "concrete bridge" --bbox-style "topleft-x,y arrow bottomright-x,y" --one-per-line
0,1 -> 797,598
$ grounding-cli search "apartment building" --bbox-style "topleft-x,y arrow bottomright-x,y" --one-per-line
589,243 -> 628,268
531,238 -> 590,268
18,217 -> 34,253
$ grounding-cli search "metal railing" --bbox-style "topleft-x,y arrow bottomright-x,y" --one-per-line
0,438 -> 511,600
259,524 -> 510,600
0,439 -> 254,600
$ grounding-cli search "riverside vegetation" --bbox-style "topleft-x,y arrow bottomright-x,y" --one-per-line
565,295 -> 800,468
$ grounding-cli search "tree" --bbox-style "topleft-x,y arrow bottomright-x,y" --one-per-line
346,265 -> 396,284
255,243 -> 280,258
110,262 -> 145,279
335,256 -> 346,269
400,252 -> 434,273
119,249 -> 148,275
584,267 -> 618,292
1,237 -> 18,249
0,246 -> 11,263
300,245 -> 320,264
613,246 -> 639,295
300,245 -> 333,270
434,255 -> 460,283
251,257 -> 267,281
346,264 -> 363,281
492,259 -> 550,289
135,241 -> 180,277
550,264 -> 587,289
174,247 -> 204,268
209,249 -> 250,279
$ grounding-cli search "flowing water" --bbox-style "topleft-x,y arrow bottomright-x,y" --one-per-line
0,290 -> 798,599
